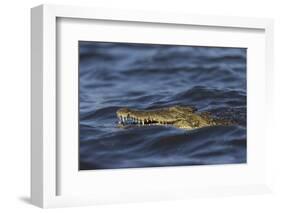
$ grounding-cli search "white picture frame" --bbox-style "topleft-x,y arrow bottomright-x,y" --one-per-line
31,4 -> 274,208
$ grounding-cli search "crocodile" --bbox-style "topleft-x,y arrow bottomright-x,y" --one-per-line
116,105 -> 235,130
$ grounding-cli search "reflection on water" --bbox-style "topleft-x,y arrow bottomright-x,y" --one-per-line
79,41 -> 247,170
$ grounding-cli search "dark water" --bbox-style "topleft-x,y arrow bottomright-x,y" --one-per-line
79,41 -> 247,170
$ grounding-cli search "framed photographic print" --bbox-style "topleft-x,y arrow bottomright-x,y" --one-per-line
31,4 -> 274,208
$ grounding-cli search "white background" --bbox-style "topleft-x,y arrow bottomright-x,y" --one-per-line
0,0 -> 280,212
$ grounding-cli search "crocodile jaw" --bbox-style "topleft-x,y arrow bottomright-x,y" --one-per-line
116,107 -> 178,126
116,106 -> 197,129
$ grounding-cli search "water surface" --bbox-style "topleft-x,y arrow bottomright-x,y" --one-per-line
79,41 -> 247,170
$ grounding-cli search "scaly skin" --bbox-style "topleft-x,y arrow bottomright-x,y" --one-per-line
116,105 -> 235,130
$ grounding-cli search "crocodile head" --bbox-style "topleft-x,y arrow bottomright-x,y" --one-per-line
116,105 -> 232,130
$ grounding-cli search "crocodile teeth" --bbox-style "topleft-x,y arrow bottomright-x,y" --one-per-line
117,114 -> 171,126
